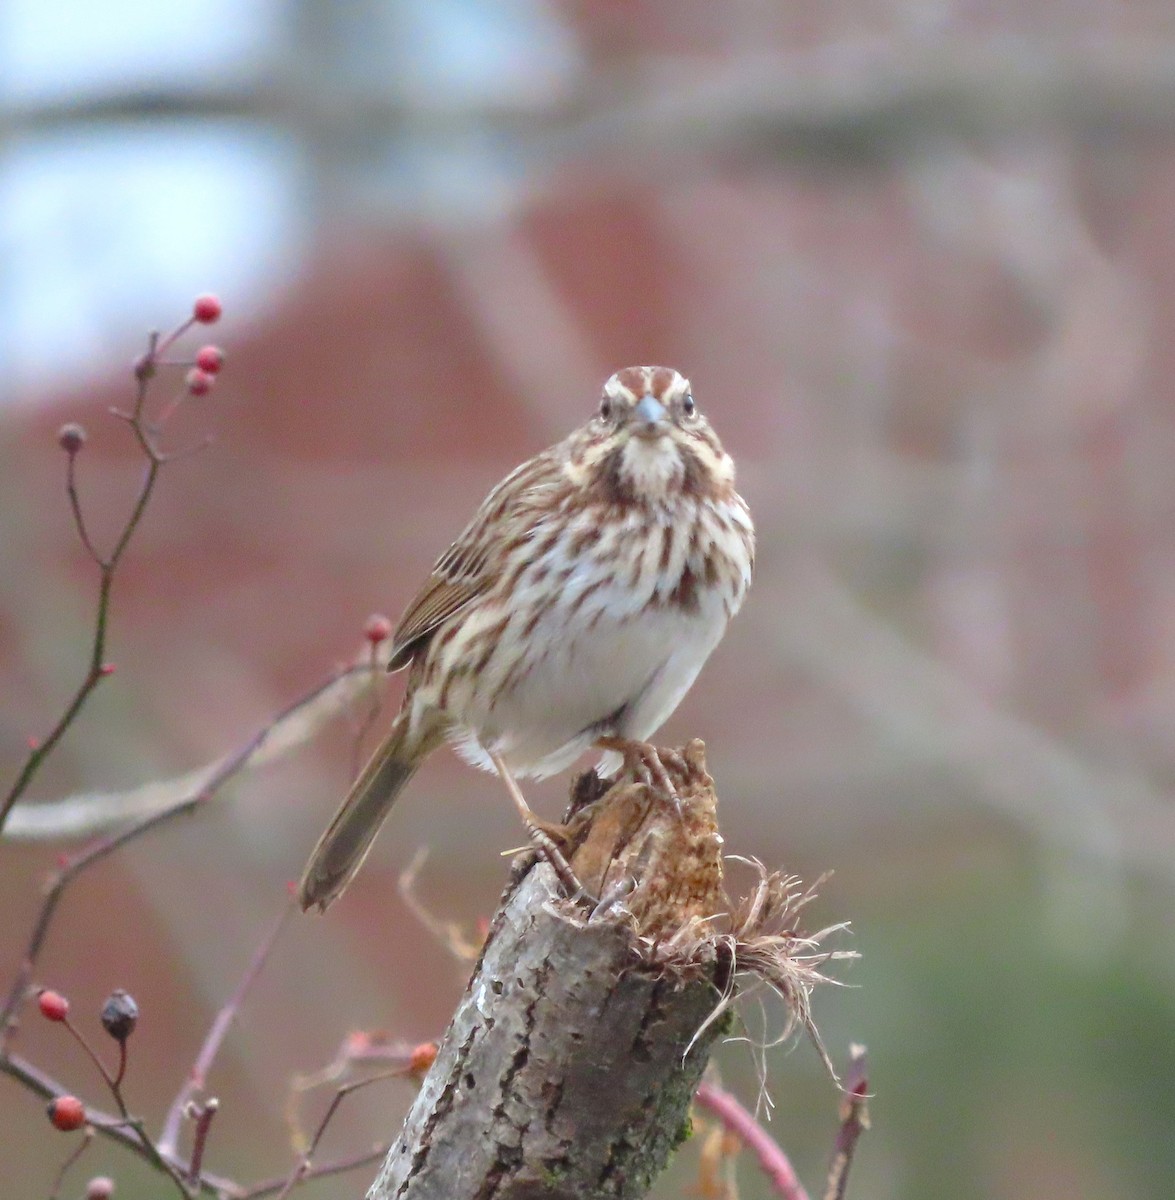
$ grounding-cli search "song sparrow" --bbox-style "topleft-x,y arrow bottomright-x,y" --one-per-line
298,366 -> 754,912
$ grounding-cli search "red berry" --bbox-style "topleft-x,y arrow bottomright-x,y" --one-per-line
47,1095 -> 86,1131
185,367 -> 214,396
408,1041 -> 437,1077
192,294 -> 222,324
195,345 -> 224,374
38,990 -> 70,1022
364,614 -> 393,645
98,663 -> 116,677
86,1178 -> 115,1200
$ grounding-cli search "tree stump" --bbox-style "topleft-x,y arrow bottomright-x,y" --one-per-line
370,740 -> 732,1200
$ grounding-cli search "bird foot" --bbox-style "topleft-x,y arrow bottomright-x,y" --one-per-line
524,823 -> 590,902
595,737 -> 685,816
489,749 -> 589,901
526,812 -> 573,846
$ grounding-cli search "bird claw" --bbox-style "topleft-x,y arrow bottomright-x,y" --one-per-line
525,813 -> 573,846
525,823 -> 591,902
596,737 -> 684,817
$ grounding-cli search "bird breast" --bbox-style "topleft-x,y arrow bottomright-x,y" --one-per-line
423,493 -> 753,778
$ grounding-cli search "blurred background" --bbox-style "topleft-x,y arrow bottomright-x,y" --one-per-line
3,3 -> 1175,1197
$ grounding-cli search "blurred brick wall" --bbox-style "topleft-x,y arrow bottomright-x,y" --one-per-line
5,7 -> 1175,1197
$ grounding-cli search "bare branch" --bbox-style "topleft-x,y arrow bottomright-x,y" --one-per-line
48,1126 -> 94,1200
0,1054 -> 195,1198
4,43 -> 1175,171
0,661 -> 369,1049
275,1067 -> 412,1200
235,1146 -> 392,1200
186,1098 -> 219,1187
160,898 -> 296,1158
2,324 -> 192,836
822,1045 -> 869,1200
3,657 -> 378,842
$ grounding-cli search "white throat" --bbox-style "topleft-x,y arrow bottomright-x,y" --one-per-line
619,436 -> 682,499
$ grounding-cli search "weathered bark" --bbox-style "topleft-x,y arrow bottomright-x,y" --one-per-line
370,741 -> 731,1200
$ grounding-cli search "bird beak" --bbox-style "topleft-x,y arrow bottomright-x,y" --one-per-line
632,394 -> 668,437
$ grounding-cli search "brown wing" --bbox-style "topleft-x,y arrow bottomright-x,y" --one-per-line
387,578 -> 481,671
386,446 -> 563,672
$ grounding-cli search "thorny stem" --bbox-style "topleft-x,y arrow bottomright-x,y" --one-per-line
695,1080 -> 812,1200
161,898 -> 297,1157
283,1036 -> 430,1158
0,624 -> 114,836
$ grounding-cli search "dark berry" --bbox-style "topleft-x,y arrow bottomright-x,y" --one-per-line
57,424 -> 87,454
100,989 -> 138,1041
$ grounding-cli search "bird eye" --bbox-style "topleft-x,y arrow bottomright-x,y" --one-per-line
599,397 -> 613,421
682,393 -> 696,417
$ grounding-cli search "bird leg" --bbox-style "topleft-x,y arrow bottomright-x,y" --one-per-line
489,751 -> 587,901
594,736 -> 684,815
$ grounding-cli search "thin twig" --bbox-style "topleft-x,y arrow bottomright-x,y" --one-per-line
0,663 -> 364,1050
62,1017 -> 127,1117
187,1098 -> 219,1184
822,1044 -> 869,1200
160,897 -> 297,1157
65,449 -> 102,565
113,1038 -> 128,1090
0,1053 -> 195,1199
398,848 -> 485,963
0,312 -> 227,837
0,331 -> 164,835
285,1035 -> 431,1153
48,1125 -> 94,1200
274,1068 -> 410,1200
125,1115 -> 193,1199
5,659 -> 376,841
695,1079 -> 812,1200
349,638 -> 386,779
235,1145 -> 392,1200
0,647 -> 115,836
1,663 -> 377,1191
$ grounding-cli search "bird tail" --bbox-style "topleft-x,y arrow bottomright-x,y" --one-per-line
298,717 -> 431,913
